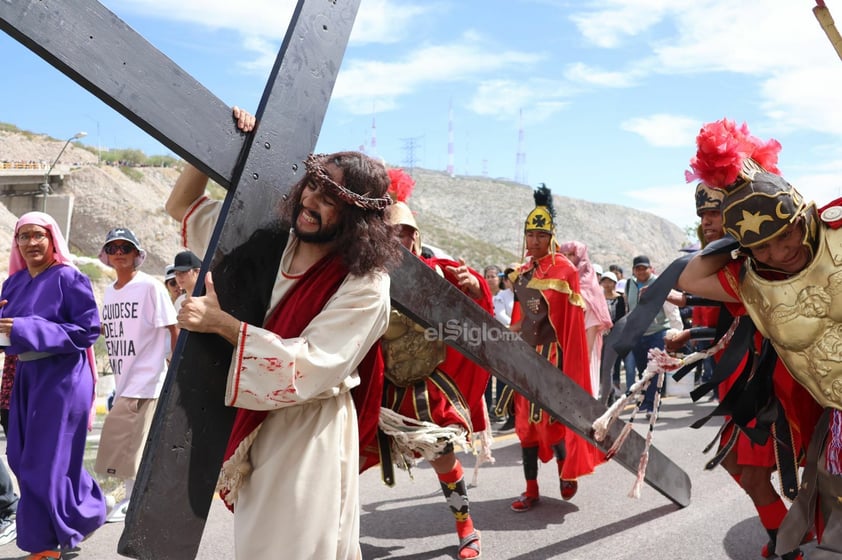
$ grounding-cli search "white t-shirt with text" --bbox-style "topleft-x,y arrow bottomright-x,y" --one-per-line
101,271 -> 177,399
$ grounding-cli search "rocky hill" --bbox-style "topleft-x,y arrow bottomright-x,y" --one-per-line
0,128 -> 691,281
409,169 -> 688,272
0,130 -> 184,279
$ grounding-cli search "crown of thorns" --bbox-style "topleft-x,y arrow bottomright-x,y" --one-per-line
304,154 -> 393,210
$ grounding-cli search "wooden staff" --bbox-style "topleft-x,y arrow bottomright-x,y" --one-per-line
815,0 -> 842,60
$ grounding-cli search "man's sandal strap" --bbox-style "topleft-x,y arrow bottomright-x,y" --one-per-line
458,529 -> 481,559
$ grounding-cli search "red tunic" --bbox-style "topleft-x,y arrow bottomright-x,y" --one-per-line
512,253 -> 602,478
420,257 -> 494,435
360,257 -> 494,473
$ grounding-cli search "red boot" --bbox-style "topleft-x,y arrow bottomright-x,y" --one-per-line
561,479 -> 578,500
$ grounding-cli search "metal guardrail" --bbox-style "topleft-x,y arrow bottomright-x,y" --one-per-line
0,161 -> 48,170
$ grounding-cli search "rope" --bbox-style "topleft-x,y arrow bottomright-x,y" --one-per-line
378,407 -> 470,473
470,405 -> 496,487
216,423 -> 263,507
592,317 -> 739,497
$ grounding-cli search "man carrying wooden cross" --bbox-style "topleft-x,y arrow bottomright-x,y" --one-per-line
166,107 -> 403,559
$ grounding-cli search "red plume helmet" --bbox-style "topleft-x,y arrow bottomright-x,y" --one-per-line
685,118 -> 782,188
387,168 -> 415,202
385,168 -> 421,254
685,118 -> 816,255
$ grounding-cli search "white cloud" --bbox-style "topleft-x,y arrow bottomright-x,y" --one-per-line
351,0 -> 435,45
569,0 -> 833,74
651,4 -> 834,76
564,62 -> 638,87
625,183 -> 698,231
105,0 -> 431,57
759,67 -> 842,135
333,39 -> 541,114
789,169 -> 842,208
567,1 -> 842,142
238,36 -> 280,74
570,0 -> 672,48
621,114 -> 699,147
105,0 -> 296,35
106,0 -> 548,117
465,80 -> 570,121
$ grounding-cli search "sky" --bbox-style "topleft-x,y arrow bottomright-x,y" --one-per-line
3,0 -> 842,233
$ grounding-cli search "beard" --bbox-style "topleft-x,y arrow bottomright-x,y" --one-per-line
292,206 -> 340,244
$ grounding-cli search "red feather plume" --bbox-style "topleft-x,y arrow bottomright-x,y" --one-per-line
387,168 -> 415,202
747,136 -> 782,175
685,118 -> 782,188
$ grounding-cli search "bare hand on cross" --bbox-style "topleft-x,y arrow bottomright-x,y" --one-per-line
232,106 -> 257,132
444,258 -> 482,299
177,272 -> 241,345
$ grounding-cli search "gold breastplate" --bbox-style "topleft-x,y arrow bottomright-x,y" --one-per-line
739,225 -> 842,409
381,309 -> 446,387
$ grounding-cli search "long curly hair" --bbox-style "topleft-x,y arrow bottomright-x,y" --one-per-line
280,151 -> 404,276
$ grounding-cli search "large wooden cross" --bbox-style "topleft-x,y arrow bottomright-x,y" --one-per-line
1,2 -> 691,558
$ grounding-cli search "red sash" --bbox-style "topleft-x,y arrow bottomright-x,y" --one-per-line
220,251 -> 383,508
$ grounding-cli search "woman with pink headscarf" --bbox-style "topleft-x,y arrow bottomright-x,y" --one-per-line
0,212 -> 106,559
558,241 -> 613,398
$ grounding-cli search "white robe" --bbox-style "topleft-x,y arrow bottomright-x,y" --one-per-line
184,197 -> 390,559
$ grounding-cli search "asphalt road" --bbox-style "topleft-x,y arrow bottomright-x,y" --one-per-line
0,394 -> 819,559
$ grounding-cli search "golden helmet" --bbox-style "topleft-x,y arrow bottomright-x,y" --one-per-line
525,183 -> 555,233
386,201 -> 422,255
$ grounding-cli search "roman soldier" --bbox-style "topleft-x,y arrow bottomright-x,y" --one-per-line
506,184 -> 602,511
361,168 -> 492,560
678,118 -> 831,558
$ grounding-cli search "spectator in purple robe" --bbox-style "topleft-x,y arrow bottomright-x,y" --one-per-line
0,212 -> 105,559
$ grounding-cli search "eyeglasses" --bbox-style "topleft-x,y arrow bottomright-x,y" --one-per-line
166,279 -> 178,288
104,243 -> 136,255
15,232 -> 50,244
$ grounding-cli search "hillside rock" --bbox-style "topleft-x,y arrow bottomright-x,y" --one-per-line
0,132 -> 182,278
0,130 -> 691,282
408,169 -> 688,273
0,130 -> 98,166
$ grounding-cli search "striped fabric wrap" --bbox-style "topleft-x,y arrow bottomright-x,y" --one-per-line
828,409 -> 842,475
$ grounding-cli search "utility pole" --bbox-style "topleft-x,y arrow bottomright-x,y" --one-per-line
85,115 -> 101,164
446,100 -> 455,177
400,135 -> 423,175
42,131 -> 86,211
515,108 -> 527,184
369,110 -> 377,157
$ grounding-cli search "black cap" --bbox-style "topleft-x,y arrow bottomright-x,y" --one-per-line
173,250 -> 202,271
632,255 -> 651,268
